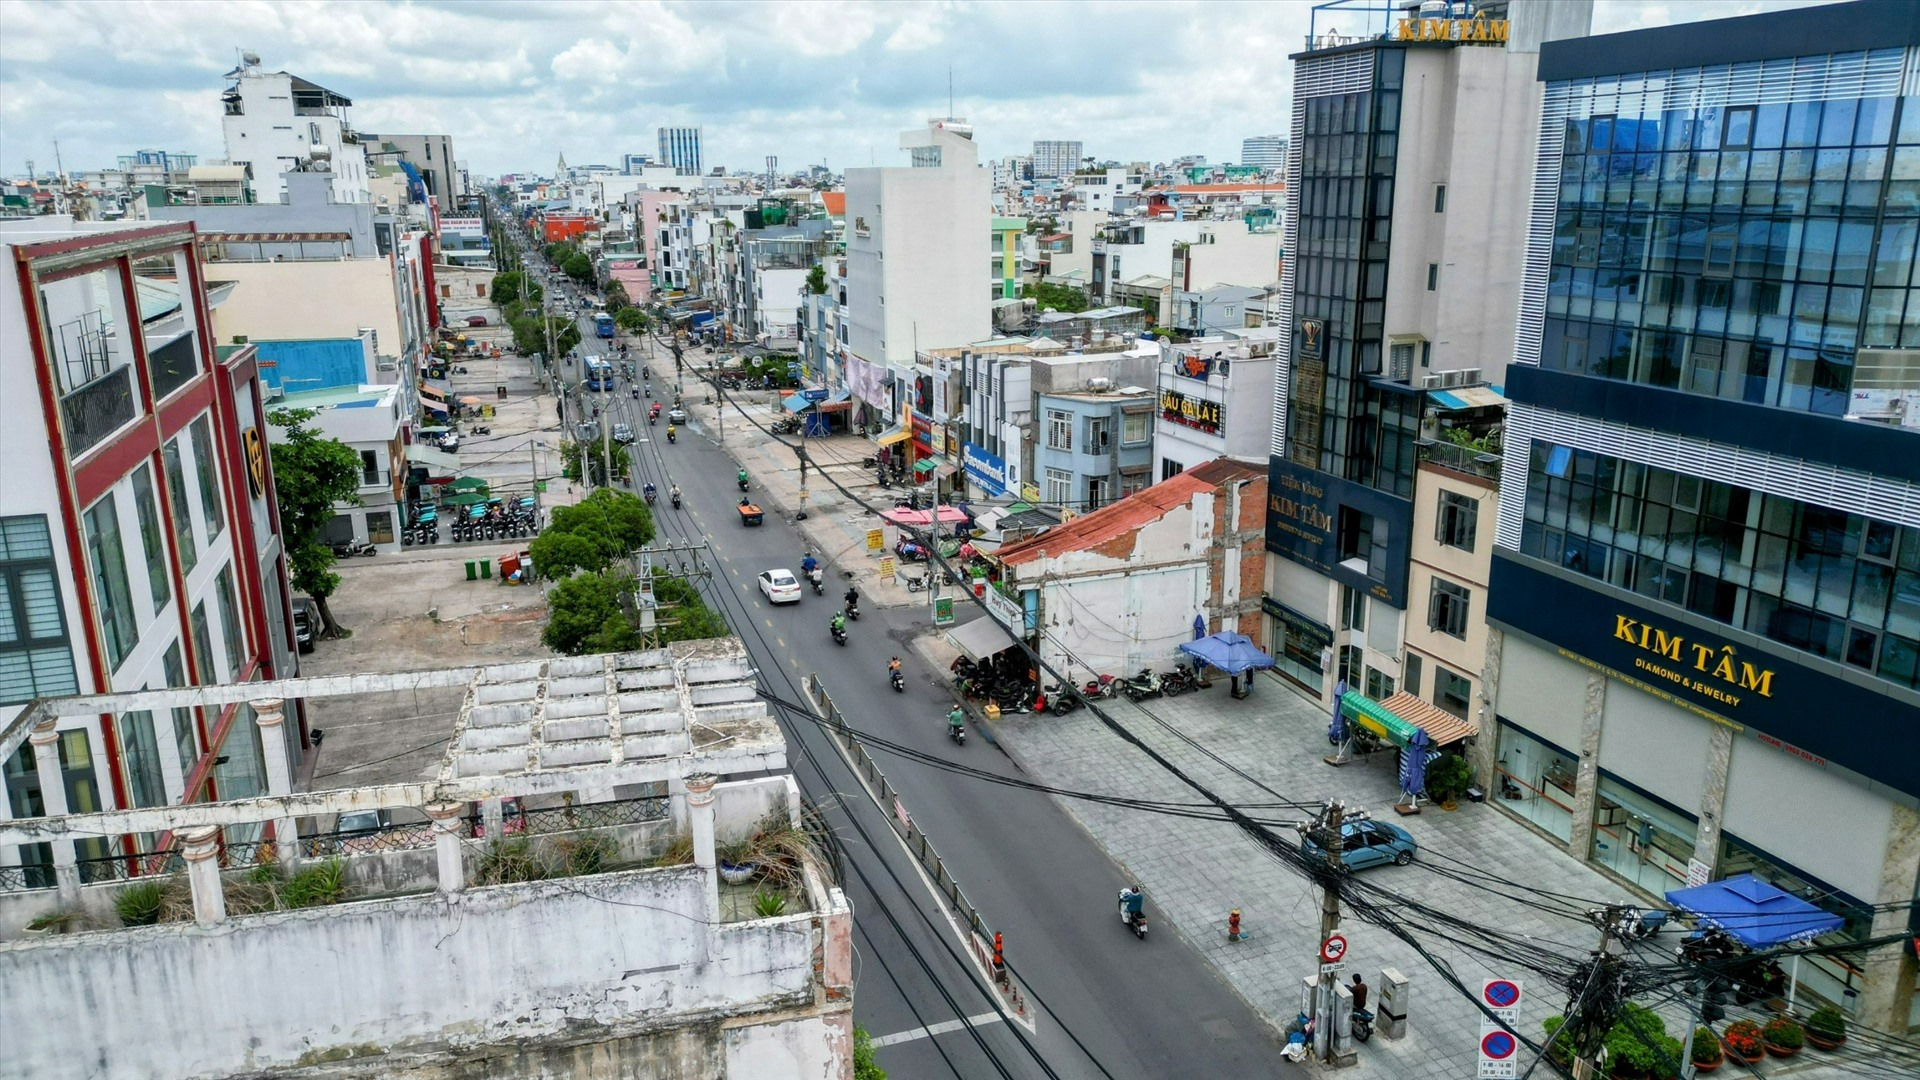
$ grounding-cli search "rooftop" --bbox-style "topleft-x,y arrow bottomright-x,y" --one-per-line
997,471 -> 1214,567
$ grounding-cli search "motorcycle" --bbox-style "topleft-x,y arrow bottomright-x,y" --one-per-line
948,718 -> 967,745
890,669 -> 905,693
738,475 -> 750,492
331,539 -> 377,558
843,601 -> 860,622
1122,669 -> 1162,701
666,428 -> 677,444
670,491 -> 682,509
1048,684 -> 1082,716
1351,1008 -> 1375,1043
1161,664 -> 1202,696
469,425 -> 491,436
644,489 -> 657,506
830,622 -> 848,646
1119,890 -> 1148,939
1083,674 -> 1120,700
806,568 -> 825,595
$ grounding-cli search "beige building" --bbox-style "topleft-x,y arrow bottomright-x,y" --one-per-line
1405,451 -> 1500,726
208,259 -> 404,368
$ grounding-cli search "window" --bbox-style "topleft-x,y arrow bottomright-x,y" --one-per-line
1435,667 -> 1471,718
1436,489 -> 1479,551
1043,468 -> 1073,506
361,450 -> 381,486
1433,185 -> 1447,213
1338,507 -> 1390,581
1120,466 -> 1150,497
130,465 -> 170,614
1122,410 -> 1150,445
1340,585 -> 1367,633
1429,577 -> 1471,639
1045,410 -> 1073,451
1087,476 -> 1110,510
190,601 -> 214,684
84,494 -> 139,670
1404,652 -> 1422,696
162,642 -> 198,778
1087,416 -> 1112,452
366,511 -> 395,545
1364,666 -> 1396,700
1426,263 -> 1439,291
1161,458 -> 1185,481
1703,228 -> 1737,277
188,417 -> 225,542
1389,341 -> 1415,380
117,711 -> 166,808
1722,106 -> 1756,150
163,436 -> 197,573
216,565 -> 244,679
0,516 -> 79,705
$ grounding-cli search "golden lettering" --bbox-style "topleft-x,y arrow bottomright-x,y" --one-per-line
1650,628 -> 1684,662
1394,16 -> 1509,45
1614,615 -> 1638,644
1738,662 -> 1774,698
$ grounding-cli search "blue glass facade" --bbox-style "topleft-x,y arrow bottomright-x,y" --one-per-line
1540,52 -> 1920,416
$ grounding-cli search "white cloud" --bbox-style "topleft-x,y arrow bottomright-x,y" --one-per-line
0,0 -> 1840,179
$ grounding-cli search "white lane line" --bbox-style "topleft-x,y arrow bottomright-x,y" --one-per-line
869,1012 -> 1007,1048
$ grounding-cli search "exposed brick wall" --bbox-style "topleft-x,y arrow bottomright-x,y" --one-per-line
1204,471 -> 1270,647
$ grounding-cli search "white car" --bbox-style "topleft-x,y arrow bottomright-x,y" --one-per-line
757,569 -> 802,604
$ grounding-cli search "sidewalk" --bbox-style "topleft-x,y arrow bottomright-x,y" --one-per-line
908,627 -> 1879,1079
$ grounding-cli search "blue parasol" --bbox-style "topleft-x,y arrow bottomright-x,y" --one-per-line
1400,728 -> 1432,798
1329,678 -> 1348,743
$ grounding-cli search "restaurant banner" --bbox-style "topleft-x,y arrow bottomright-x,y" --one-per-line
1160,388 -> 1223,435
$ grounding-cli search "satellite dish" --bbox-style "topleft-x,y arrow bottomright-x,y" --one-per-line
242,50 -> 261,66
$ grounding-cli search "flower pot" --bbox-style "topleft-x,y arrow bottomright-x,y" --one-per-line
1721,1041 -> 1763,1065
1763,1042 -> 1800,1059
718,860 -> 757,885
1690,1057 -> 1720,1073
1804,1032 -> 1845,1051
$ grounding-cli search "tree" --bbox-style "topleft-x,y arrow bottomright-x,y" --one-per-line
528,487 -> 654,578
543,572 -> 644,655
604,279 -> 631,312
805,265 -> 828,295
613,307 -> 649,333
1025,281 -> 1090,314
563,252 -> 593,284
491,270 -> 540,311
265,409 -> 363,637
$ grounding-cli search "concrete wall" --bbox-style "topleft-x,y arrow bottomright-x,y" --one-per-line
151,172 -> 379,257
209,260 -> 403,362
0,867 -> 822,1080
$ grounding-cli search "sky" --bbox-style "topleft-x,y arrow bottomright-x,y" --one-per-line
0,0 -> 1834,181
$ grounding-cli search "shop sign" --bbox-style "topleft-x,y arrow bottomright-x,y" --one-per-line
1396,14 -> 1509,45
1265,457 -> 1413,608
1486,557 -> 1919,802
962,442 -> 1009,496
1160,388 -> 1223,435
242,426 -> 266,497
1021,482 -> 1041,503
933,595 -> 955,626
1261,597 -> 1333,653
1175,351 -> 1213,380
1299,318 -> 1324,359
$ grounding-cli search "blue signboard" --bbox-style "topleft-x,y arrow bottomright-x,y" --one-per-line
961,442 -> 1009,497
1264,457 -> 1413,609
802,387 -> 831,403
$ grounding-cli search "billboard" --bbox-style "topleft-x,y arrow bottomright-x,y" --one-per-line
1264,456 -> 1413,608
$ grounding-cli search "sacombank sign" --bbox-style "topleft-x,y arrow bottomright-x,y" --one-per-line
962,442 -> 1008,496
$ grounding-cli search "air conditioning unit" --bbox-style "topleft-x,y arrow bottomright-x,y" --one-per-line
1421,374 -> 1443,390
1458,367 -> 1482,385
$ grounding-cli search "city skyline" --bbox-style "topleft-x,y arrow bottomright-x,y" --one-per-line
0,0 -> 1829,180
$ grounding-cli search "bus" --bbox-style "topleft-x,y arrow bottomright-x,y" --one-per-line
594,312 -> 616,339
584,356 -> 615,391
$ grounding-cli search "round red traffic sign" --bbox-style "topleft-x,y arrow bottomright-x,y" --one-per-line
1320,934 -> 1348,964
1482,979 -> 1521,1009
1482,1030 -> 1518,1060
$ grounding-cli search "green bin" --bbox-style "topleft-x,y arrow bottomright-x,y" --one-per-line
464,561 -> 477,581
480,560 -> 492,579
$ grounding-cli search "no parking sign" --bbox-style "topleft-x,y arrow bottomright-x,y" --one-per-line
1478,1023 -> 1518,1078
1481,978 -> 1522,1020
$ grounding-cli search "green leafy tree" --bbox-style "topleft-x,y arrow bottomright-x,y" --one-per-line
543,571 -> 644,655
1024,281 -> 1090,314
614,307 -> 649,333
805,265 -> 828,295
265,408 -> 363,637
650,571 -> 730,642
491,270 -> 541,311
604,279 -> 631,312
853,1027 -> 886,1080
563,252 -> 593,284
529,487 -> 654,578
557,440 -> 631,487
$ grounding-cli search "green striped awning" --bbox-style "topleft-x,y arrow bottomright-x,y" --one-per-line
1340,691 -> 1419,750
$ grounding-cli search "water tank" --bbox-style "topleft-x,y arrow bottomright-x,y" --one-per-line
1086,377 -> 1111,392
1419,0 -> 1449,17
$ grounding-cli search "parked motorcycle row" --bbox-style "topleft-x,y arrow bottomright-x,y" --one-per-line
969,660 -> 1212,718
400,496 -> 539,546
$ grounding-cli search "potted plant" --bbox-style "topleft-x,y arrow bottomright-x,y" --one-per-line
23,906 -> 86,936
717,838 -> 757,885
1804,1005 -> 1846,1050
1689,1027 -> 1724,1072
1720,1019 -> 1764,1064
1426,755 -> 1475,809
114,879 -> 172,927
1542,1016 -> 1574,1069
1762,1016 -> 1803,1057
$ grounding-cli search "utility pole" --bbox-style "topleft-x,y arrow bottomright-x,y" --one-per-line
1309,799 -> 1346,1064
1547,905 -> 1628,1080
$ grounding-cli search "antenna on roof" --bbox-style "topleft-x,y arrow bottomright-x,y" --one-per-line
948,66 -> 954,119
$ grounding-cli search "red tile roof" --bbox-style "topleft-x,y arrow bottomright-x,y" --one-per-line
996,472 -> 1213,567
821,191 -> 846,216
1184,458 -> 1266,487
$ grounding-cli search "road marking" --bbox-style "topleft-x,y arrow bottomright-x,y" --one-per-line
869,1012 -> 1007,1048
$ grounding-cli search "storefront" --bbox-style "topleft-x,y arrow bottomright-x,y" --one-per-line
1493,721 -> 1577,844
1586,773 -> 1697,897
1717,832 -> 1877,1016
1262,597 -> 1330,693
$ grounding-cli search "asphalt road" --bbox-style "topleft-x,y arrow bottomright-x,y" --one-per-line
524,255 -> 1294,1077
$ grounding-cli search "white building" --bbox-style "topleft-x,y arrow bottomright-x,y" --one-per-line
1152,329 -> 1281,480
1031,140 -> 1083,180
843,120 -> 990,415
1069,167 -> 1142,215
219,57 -> 370,206
1240,135 -> 1288,170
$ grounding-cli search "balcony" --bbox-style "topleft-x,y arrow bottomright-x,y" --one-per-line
60,366 -> 137,457
1417,437 -> 1503,481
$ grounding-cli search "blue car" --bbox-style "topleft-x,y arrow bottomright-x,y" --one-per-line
1300,819 -> 1418,871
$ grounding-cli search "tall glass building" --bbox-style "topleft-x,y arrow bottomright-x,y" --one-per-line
1487,0 -> 1920,1033
657,126 -> 703,177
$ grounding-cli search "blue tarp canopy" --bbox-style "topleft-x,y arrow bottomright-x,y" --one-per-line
1664,874 -> 1844,947
1178,632 -> 1275,676
782,394 -> 814,413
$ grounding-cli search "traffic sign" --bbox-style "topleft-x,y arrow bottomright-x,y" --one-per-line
1481,978 -> 1523,1021
1478,1022 -> 1519,1078
1319,934 -> 1348,964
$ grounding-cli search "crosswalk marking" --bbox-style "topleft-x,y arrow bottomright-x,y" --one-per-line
868,1012 -> 1008,1048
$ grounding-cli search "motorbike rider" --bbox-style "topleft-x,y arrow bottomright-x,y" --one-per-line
666,424 -> 677,442
830,610 -> 847,635
643,482 -> 657,502
889,656 -> 902,676
737,467 -> 749,488
843,586 -> 860,612
669,484 -> 682,508
946,705 -> 965,732
1119,884 -> 1145,924
801,551 -> 819,577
